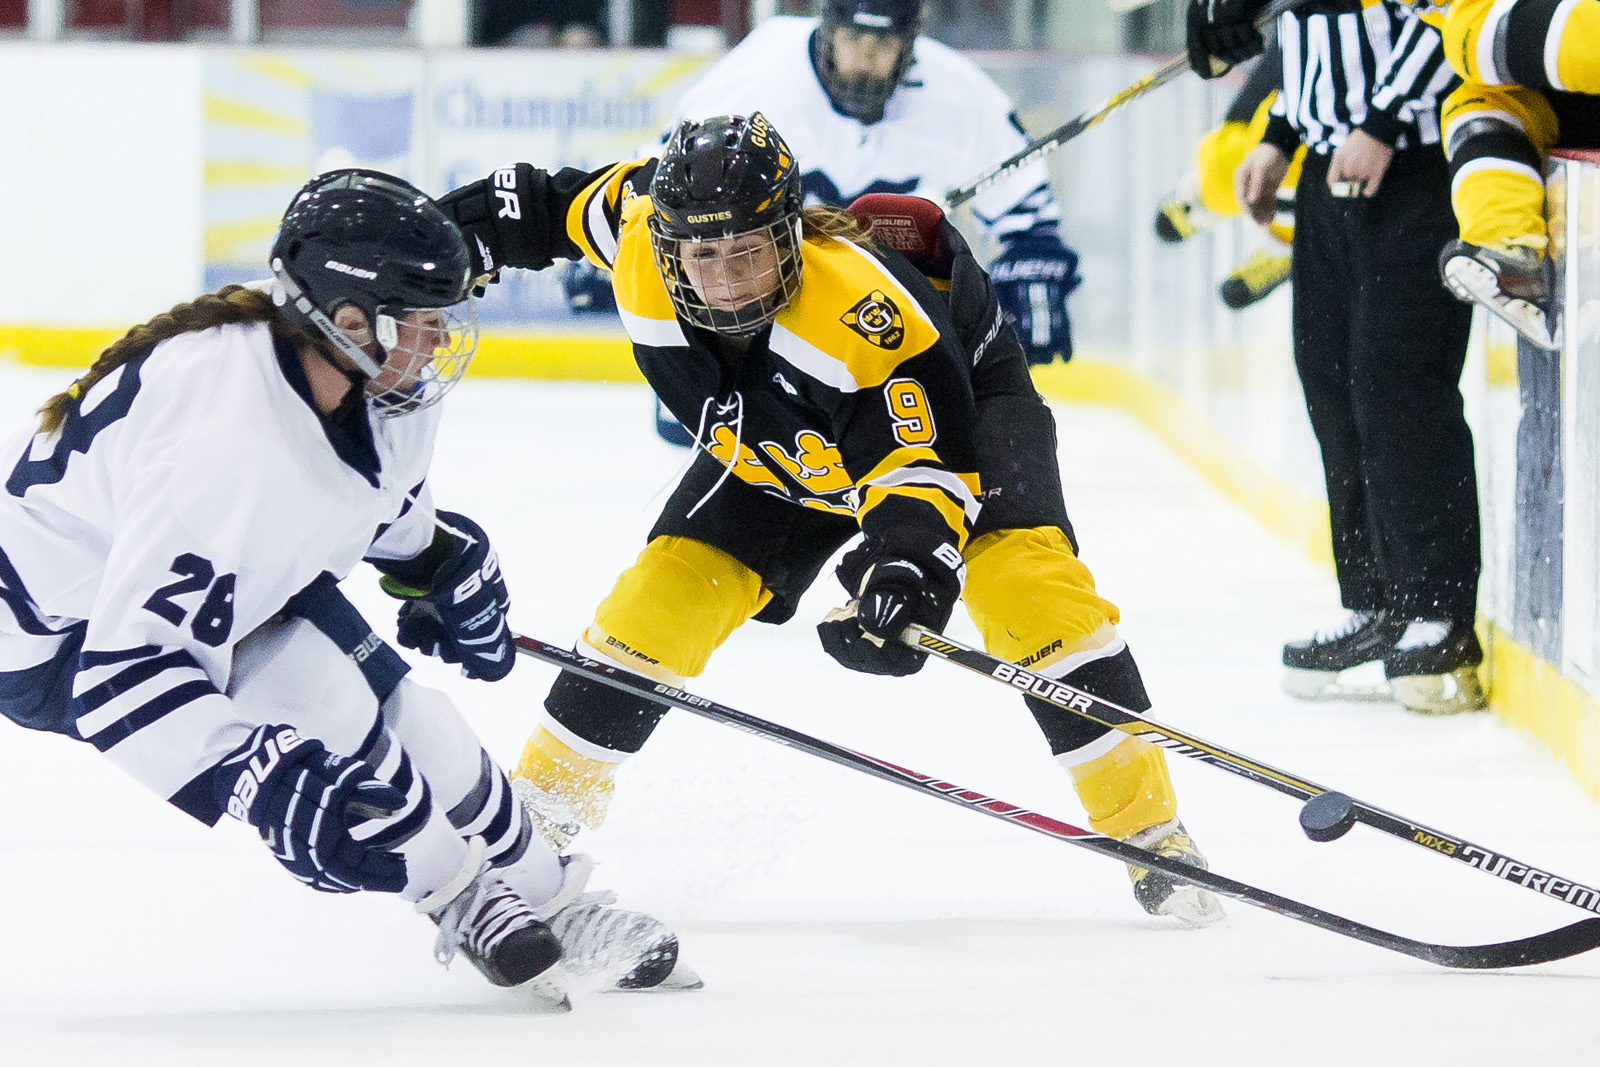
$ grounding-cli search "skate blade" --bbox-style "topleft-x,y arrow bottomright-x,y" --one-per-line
519,969 -> 573,1013
1442,256 -> 1561,350
1282,668 -> 1392,703
1391,667 -> 1486,716
1159,885 -> 1226,928
614,960 -> 704,993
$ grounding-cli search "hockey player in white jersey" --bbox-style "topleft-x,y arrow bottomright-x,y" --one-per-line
0,170 -> 689,1004
576,0 -> 1081,443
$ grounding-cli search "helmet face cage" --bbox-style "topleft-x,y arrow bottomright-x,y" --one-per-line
649,212 -> 804,336
647,113 -> 806,336
365,298 -> 480,417
816,0 -> 921,124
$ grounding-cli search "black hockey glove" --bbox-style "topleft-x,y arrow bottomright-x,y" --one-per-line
1186,0 -> 1267,78
989,232 -> 1081,366
215,724 -> 407,894
379,511 -> 515,682
562,259 -> 619,314
817,536 -> 964,677
436,163 -> 559,279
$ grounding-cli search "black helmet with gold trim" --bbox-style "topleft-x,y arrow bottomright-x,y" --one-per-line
648,113 -> 805,336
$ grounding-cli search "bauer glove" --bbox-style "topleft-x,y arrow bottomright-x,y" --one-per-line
817,535 -> 964,677
437,163 -> 560,280
989,233 -> 1080,366
1186,0 -> 1267,78
215,724 -> 407,894
379,511 -> 515,682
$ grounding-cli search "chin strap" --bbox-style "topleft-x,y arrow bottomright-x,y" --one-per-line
271,259 -> 385,379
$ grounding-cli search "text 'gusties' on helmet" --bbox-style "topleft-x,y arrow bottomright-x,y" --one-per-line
648,113 -> 806,337
269,168 -> 480,417
815,0 -> 922,125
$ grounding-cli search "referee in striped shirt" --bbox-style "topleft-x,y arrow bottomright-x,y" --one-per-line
1234,1 -> 1486,714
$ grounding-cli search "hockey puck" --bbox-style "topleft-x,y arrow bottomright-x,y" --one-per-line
1300,791 -> 1359,842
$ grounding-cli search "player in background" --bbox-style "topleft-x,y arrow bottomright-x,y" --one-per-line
0,170 -> 689,1003
440,113 -> 1224,926
1153,43 -> 1305,310
567,0 -> 1081,444
1186,0 -> 1600,349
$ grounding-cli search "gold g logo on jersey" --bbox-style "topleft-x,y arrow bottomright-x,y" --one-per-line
841,290 -> 904,349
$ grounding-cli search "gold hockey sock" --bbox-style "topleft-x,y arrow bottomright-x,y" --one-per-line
513,724 -> 624,831
1064,735 -> 1178,840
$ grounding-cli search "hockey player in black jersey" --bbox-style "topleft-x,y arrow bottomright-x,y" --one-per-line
440,112 -> 1223,926
568,0 -> 1081,444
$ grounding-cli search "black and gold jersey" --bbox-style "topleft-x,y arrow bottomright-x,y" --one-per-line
557,158 -> 983,557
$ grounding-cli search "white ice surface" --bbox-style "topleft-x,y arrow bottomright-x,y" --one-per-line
0,368 -> 1597,1065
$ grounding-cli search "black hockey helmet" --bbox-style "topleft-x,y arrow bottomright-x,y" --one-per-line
270,168 -> 478,417
814,0 -> 922,125
648,113 -> 805,336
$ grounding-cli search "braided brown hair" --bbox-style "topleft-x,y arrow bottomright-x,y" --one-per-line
38,285 -> 284,436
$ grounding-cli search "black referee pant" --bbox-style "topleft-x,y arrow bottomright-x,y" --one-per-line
1291,145 -> 1479,625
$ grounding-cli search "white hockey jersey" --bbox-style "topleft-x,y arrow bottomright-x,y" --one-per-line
665,16 -> 1061,243
0,320 -> 439,818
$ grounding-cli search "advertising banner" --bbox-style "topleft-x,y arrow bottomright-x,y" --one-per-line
203,50 -> 426,291
429,50 -> 712,324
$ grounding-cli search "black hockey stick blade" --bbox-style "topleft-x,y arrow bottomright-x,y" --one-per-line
511,633 -> 1600,969
946,0 -> 1303,208
903,624 -> 1600,919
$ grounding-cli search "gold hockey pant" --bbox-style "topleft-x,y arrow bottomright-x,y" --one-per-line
1196,92 -> 1304,245
1442,0 -> 1600,93
517,529 -> 1179,842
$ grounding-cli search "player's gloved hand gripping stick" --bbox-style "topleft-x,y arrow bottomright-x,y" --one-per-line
378,511 -> 515,682
510,631 -> 1600,969
898,623 -> 1600,919
946,0 -> 1303,209
817,534 -> 964,677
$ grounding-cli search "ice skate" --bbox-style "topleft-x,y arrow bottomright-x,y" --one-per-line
1219,249 -> 1292,309
1384,620 -> 1486,715
1282,609 -> 1406,701
1439,239 -> 1560,350
1152,174 -> 1214,243
1124,819 -> 1224,927
511,776 -> 583,852
546,889 -> 700,992
420,838 -> 569,1009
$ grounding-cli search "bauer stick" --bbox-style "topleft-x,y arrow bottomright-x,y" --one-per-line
901,624 -> 1600,918
946,0 -> 1301,208
512,632 -> 1600,969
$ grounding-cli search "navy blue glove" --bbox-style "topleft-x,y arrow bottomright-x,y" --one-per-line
989,233 -> 1081,366
817,536 -> 963,677
215,724 -> 407,894
562,259 -> 618,314
380,511 -> 515,682
1186,0 -> 1267,78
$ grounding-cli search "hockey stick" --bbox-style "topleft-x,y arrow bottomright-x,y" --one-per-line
946,0 -> 1300,208
511,632 -> 1600,968
902,624 -> 1600,918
